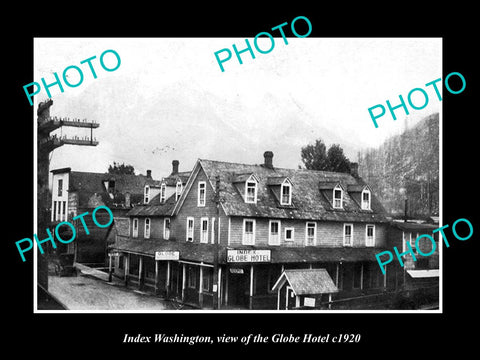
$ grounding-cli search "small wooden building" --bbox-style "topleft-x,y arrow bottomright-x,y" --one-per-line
272,269 -> 339,310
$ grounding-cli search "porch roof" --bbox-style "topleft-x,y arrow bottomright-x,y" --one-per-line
271,269 -> 339,295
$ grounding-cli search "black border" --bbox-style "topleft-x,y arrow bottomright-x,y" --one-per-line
7,5 -> 478,355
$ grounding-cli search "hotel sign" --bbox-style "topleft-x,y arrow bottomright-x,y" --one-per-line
226,249 -> 271,263
155,251 -> 179,261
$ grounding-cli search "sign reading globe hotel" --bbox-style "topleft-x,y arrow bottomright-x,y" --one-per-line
226,249 -> 271,263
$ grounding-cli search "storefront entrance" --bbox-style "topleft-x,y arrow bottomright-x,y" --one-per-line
227,266 -> 250,309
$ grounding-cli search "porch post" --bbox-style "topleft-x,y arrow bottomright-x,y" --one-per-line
124,254 -> 129,286
138,256 -> 143,290
217,266 -> 222,307
182,263 -> 186,301
108,253 -> 113,282
199,266 -> 204,308
249,264 -> 254,310
165,260 -> 171,299
154,259 -> 159,295
225,266 -> 229,308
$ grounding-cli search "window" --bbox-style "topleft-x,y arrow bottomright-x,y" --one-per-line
202,267 -> 212,292
187,266 -> 197,289
242,219 -> 256,245
186,217 -> 194,242
280,181 -> 292,205
268,220 -> 281,245
57,179 -> 63,197
306,222 -> 316,246
366,225 -> 375,247
132,218 -> 138,238
176,181 -> 183,201
245,180 -> 257,203
164,218 -> 171,240
144,185 -> 150,204
62,201 -> 66,221
160,183 -> 166,203
333,185 -> 343,209
353,263 -> 363,289
343,223 -> 353,246
284,227 -> 294,242
409,232 -> 417,253
211,217 -> 216,244
53,201 -> 57,221
200,217 -> 209,243
361,189 -> 371,210
144,218 -> 151,239
198,181 -> 206,207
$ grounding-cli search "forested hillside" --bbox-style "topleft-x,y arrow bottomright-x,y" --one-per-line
358,113 -> 439,218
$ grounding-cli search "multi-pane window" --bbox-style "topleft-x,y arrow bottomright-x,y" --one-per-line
306,222 -> 316,246
53,201 -> 57,221
186,217 -> 194,242
160,183 -> 166,203
333,185 -> 343,209
343,224 -> 353,246
198,182 -> 206,207
202,267 -> 212,292
268,220 -> 281,245
361,189 -> 371,210
281,182 -> 291,205
57,179 -> 63,197
187,266 -> 197,288
62,201 -> 66,221
284,227 -> 294,242
200,217 -> 209,243
366,225 -> 375,246
243,219 -> 255,245
144,218 -> 151,239
132,218 -> 138,237
245,181 -> 257,203
144,185 -> 150,204
211,217 -> 216,244
164,218 -> 170,240
176,181 -> 183,201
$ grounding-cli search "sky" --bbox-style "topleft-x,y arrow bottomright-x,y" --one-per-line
34,37 -> 442,180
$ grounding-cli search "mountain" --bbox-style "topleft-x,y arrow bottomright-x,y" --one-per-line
358,113 -> 439,218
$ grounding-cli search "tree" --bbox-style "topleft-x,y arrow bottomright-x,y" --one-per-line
300,139 -> 329,170
108,161 -> 135,175
326,144 -> 351,173
300,139 -> 351,173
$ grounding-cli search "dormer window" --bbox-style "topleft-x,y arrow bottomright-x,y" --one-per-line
361,188 -> 371,210
144,185 -> 150,204
176,180 -> 183,201
245,175 -> 258,204
333,185 -> 343,209
160,183 -> 166,203
280,180 -> 292,205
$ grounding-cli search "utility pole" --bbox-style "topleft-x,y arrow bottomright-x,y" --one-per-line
37,99 -> 99,291
212,175 -> 221,309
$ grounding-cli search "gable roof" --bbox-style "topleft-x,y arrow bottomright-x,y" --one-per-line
126,192 -> 177,217
271,269 -> 339,295
174,159 -> 388,223
53,169 -> 160,209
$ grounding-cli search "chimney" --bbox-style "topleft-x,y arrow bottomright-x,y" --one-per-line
172,160 -> 179,175
146,170 -> 152,178
263,151 -> 274,169
350,162 -> 359,178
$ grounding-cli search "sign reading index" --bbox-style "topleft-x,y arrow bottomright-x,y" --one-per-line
226,249 -> 271,263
